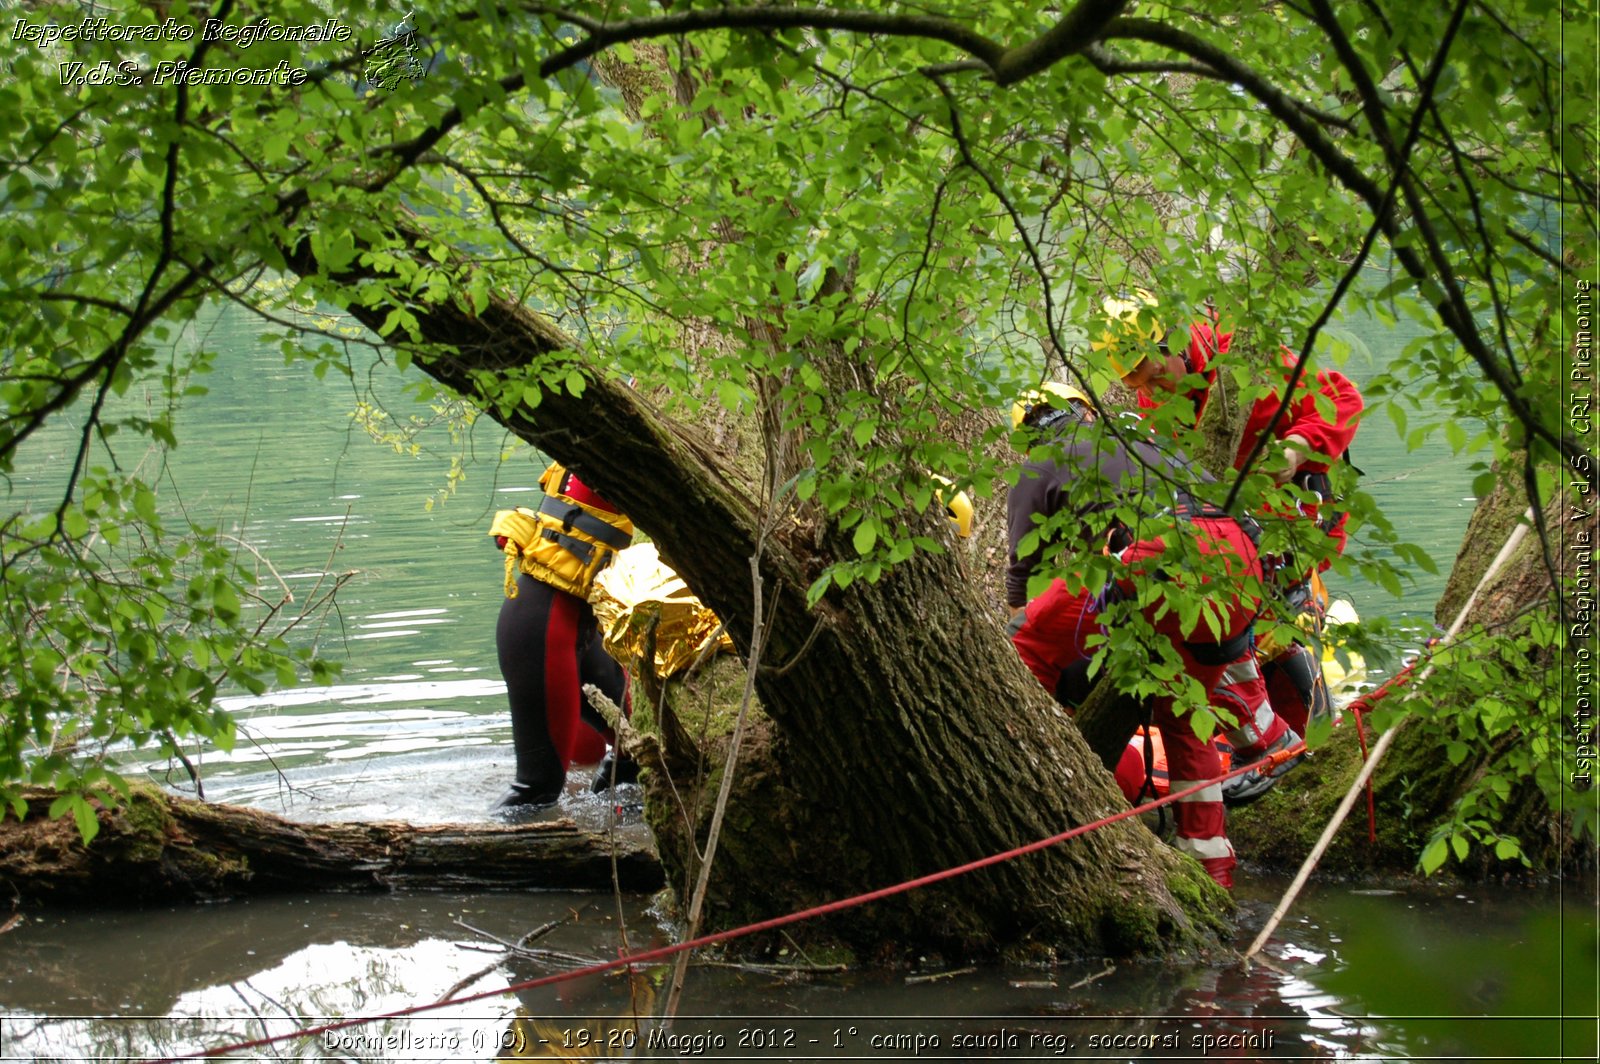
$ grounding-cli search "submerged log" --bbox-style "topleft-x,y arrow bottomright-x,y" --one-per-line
0,785 -> 663,905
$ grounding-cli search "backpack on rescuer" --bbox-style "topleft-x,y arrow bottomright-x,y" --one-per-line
489,463 -> 634,600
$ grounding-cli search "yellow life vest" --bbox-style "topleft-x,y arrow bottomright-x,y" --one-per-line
489,463 -> 634,600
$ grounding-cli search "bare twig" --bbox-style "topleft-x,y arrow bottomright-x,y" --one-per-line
693,959 -> 850,975
448,917 -> 599,972
1067,959 -> 1116,990
436,914 -> 580,1004
218,534 -> 295,604
659,464 -> 790,1024
227,981 -> 287,1062
161,729 -> 206,800
905,965 -> 977,986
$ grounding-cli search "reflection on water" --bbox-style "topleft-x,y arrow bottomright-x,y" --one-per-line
1,892 -> 663,1063
2,881 -> 1589,1061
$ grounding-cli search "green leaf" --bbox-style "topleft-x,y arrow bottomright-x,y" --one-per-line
72,796 -> 100,845
63,508 -> 89,540
1420,837 -> 1448,875
212,581 -> 241,622
853,519 -> 878,556
1304,713 -> 1335,750
321,229 -> 356,272
716,379 -> 747,411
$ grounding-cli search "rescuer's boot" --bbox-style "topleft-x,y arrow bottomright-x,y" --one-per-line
590,748 -> 642,793
1221,729 -> 1305,806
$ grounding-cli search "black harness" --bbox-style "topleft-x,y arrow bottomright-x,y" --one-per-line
1291,444 -> 1363,535
1171,491 -> 1262,548
536,493 -> 633,564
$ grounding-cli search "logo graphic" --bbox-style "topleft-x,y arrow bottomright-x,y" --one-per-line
363,11 -> 424,90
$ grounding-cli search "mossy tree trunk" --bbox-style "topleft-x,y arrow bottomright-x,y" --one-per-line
285,236 -> 1233,961
1389,460 -> 1580,874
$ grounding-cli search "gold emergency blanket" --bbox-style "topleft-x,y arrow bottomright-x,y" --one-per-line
590,543 -> 733,678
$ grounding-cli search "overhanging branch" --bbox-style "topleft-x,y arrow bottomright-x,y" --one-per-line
1098,13 -> 1593,491
525,1 -> 1132,83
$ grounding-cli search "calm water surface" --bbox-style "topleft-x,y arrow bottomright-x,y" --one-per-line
5,305 -> 1591,1061
1,877 -> 1592,1061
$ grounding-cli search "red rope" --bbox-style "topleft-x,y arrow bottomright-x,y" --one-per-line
141,745 -> 1300,1064
1351,704 -> 1377,843
1342,648 -> 1431,845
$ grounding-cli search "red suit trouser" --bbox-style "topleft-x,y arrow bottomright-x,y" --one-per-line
1008,579 -> 1099,705
497,573 -> 628,799
1215,653 -> 1292,758
1154,652 -> 1235,888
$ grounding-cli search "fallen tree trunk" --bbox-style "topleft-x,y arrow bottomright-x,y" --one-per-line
0,785 -> 662,905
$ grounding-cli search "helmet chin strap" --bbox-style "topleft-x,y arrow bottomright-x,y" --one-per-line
1159,328 -> 1194,377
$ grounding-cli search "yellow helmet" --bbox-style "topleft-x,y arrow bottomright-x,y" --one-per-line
1090,290 -> 1164,377
1009,381 -> 1092,431
931,475 -> 974,539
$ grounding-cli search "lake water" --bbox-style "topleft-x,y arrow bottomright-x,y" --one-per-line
2,878 -> 1592,1061
4,305 -> 1591,1062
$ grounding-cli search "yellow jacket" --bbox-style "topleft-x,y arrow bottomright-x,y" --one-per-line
489,463 -> 634,600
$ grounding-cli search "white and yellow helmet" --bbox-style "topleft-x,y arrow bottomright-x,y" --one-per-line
1089,290 -> 1165,378
1009,381 -> 1092,432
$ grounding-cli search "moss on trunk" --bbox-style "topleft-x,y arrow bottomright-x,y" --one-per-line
626,596 -> 1233,964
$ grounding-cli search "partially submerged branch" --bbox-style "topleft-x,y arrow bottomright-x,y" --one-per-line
0,785 -> 663,905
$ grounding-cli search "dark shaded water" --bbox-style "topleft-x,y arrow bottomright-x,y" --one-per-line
1,871 -> 1594,1061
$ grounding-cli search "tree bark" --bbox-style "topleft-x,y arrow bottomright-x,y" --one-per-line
284,235 -> 1235,961
0,785 -> 662,905
1069,678 -> 1148,774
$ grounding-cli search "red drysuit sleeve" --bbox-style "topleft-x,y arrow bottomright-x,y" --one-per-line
1235,347 -> 1363,472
